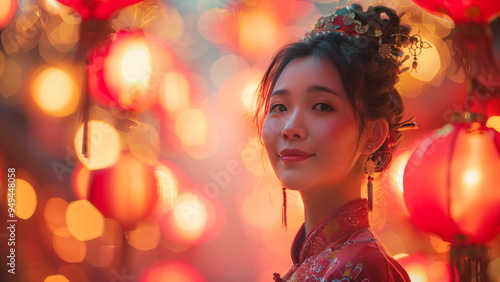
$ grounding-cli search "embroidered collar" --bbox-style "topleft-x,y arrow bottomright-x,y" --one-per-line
291,199 -> 370,264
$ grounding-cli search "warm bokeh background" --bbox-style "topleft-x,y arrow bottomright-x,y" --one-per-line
0,0 -> 499,281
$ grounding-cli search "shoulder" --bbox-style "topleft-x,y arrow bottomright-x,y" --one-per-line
322,230 -> 410,281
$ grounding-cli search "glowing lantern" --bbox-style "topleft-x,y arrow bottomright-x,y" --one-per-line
411,0 -> 500,75
56,0 -> 144,21
411,0 -> 500,24
403,113 -> 500,281
87,151 -> 158,230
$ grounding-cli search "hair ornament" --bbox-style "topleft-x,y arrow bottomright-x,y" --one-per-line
303,6 -> 431,72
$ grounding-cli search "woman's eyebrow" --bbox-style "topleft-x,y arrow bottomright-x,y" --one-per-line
307,85 -> 341,97
270,89 -> 289,97
271,86 -> 342,97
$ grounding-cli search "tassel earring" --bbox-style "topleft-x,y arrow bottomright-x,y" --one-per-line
282,187 -> 287,230
365,154 -> 377,212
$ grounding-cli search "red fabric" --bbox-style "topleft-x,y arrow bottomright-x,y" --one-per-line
274,199 -> 410,281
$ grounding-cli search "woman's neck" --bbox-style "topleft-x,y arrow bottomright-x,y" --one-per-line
299,165 -> 365,236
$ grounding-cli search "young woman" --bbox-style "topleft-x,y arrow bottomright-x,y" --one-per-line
254,4 -> 418,281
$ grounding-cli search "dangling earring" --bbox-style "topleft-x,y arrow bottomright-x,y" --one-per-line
282,187 -> 287,230
365,154 -> 377,212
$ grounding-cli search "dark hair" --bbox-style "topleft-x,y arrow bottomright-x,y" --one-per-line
253,4 -> 411,172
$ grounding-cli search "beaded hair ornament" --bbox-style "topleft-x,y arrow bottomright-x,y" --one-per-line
302,6 -> 431,73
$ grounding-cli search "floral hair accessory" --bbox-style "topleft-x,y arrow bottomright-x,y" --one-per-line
303,6 -> 431,72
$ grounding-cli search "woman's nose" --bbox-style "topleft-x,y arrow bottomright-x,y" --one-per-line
281,111 -> 306,140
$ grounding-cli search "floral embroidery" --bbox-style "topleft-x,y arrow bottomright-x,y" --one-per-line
275,199 -> 409,281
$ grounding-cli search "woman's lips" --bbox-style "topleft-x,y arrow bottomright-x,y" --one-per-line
279,149 -> 314,163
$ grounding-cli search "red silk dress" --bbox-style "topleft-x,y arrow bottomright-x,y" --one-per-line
273,199 -> 410,282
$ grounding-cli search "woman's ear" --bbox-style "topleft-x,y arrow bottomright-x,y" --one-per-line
362,118 -> 389,154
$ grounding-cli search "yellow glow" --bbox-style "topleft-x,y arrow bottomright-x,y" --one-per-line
66,200 -> 104,241
160,72 -> 191,117
462,168 -> 480,186
121,49 -> 150,82
406,266 -> 429,282
241,80 -> 259,112
44,197 -> 68,232
239,12 -> 276,58
140,262 -> 203,282
154,165 -> 178,213
53,228 -> 86,263
44,275 -> 69,282
390,151 -> 413,194
173,192 -> 207,241
393,253 -> 410,260
175,109 -> 207,146
486,116 -> 500,133
74,120 -> 121,170
0,0 -> 16,29
32,67 -> 79,116
104,37 -> 152,109
14,179 -> 37,220
405,35 -> 443,83
71,164 -> 89,199
126,218 -> 161,251
429,234 -> 450,253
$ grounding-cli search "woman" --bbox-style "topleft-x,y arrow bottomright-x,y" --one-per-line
254,4 -> 419,281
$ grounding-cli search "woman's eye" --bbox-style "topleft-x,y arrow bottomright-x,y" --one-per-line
313,103 -> 333,112
270,104 -> 287,113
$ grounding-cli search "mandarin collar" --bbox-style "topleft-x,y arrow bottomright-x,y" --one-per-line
291,199 -> 370,264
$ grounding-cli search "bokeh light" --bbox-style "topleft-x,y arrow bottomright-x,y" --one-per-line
44,275 -> 69,282
126,217 -> 161,251
74,120 -> 121,170
487,116 -> 500,132
32,67 -> 80,116
154,163 -> 179,213
66,199 -> 105,241
53,228 -> 86,263
71,163 -> 90,199
160,72 -> 191,118
239,12 -> 277,59
0,0 -> 17,29
0,59 -> 23,98
14,178 -> 37,220
44,197 -> 69,232
172,192 -> 207,242
104,33 -> 152,109
404,35 -> 448,83
140,261 -> 205,282
175,108 -> 207,146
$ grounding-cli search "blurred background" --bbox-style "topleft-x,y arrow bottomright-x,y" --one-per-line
0,0 -> 499,281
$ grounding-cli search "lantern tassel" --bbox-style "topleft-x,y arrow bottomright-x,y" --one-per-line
450,244 -> 490,282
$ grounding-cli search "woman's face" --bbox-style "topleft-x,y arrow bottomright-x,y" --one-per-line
262,56 -> 368,191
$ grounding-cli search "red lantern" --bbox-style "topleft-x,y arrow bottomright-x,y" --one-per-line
56,0 -> 144,21
411,0 -> 500,75
403,114 -> 500,281
88,151 -> 158,230
411,0 -> 500,24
